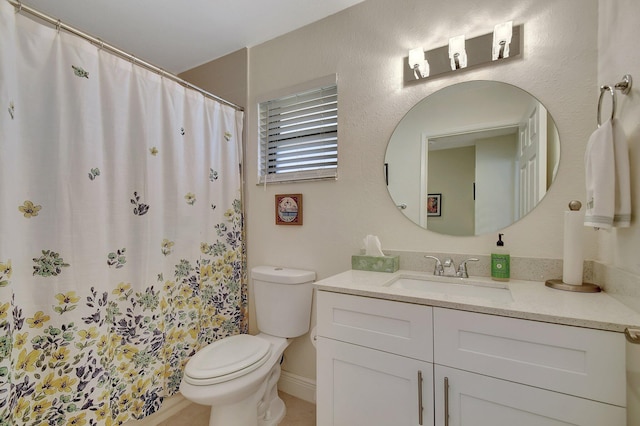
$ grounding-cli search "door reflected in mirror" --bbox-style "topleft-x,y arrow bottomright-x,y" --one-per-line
385,81 -> 560,236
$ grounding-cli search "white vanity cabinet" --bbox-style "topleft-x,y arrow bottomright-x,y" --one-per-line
433,308 -> 627,425
434,366 -> 626,425
316,290 -> 628,426
316,291 -> 434,426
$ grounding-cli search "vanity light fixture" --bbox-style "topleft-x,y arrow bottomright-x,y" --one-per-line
408,47 -> 429,79
492,21 -> 513,60
404,23 -> 521,84
448,35 -> 467,70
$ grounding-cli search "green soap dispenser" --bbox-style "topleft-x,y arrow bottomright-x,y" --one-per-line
491,233 -> 510,281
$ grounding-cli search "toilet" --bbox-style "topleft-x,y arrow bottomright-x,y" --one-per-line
179,266 -> 315,426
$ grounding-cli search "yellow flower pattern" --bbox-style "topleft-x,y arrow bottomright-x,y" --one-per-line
184,192 -> 196,205
31,399 -> 53,419
14,332 -> 28,349
54,291 -> 80,314
0,259 -> 11,287
14,399 -> 29,417
0,13 -> 249,424
66,412 -> 87,426
18,200 -> 42,218
51,346 -> 70,363
78,327 -> 98,340
161,239 -> 174,256
3,195 -> 245,425
26,311 -> 50,328
112,281 -> 132,298
55,291 -> 80,304
16,348 -> 41,372
0,260 -> 11,277
0,302 -> 9,320
36,372 -> 58,395
55,375 -> 78,393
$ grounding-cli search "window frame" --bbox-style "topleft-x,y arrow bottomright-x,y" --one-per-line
257,75 -> 338,185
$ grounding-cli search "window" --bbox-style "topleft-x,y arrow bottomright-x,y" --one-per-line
259,82 -> 338,184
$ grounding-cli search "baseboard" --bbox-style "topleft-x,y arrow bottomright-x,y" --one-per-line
278,370 -> 316,404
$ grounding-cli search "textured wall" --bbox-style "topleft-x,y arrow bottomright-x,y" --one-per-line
597,5 -> 640,421
245,0 -> 598,381
597,1 -> 640,275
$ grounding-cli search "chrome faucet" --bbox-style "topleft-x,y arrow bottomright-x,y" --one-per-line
457,258 -> 479,278
424,255 -> 444,276
442,257 -> 457,277
424,255 -> 479,278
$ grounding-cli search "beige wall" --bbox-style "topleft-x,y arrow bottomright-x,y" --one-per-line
596,8 -> 640,421
179,48 -> 248,109
597,0 -> 640,275
246,0 -> 598,382
428,146 -> 475,236
185,0 -> 607,386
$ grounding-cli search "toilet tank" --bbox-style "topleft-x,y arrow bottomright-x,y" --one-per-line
252,266 -> 315,338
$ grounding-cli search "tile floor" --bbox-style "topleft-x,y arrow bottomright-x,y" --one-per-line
154,392 -> 315,426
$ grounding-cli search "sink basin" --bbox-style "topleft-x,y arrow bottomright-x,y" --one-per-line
384,275 -> 513,303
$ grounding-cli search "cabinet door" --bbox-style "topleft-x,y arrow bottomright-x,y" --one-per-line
317,337 -> 434,426
434,366 -> 626,426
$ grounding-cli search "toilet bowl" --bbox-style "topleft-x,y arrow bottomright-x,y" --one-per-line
179,266 -> 315,426
180,333 -> 290,425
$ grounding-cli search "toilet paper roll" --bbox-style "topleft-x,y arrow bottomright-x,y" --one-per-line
562,210 -> 584,285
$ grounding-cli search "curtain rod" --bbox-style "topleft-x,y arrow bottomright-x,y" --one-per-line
7,0 -> 244,112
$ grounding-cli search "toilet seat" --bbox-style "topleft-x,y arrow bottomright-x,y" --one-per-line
183,334 -> 272,386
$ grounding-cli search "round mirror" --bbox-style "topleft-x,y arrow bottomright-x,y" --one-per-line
385,81 -> 560,236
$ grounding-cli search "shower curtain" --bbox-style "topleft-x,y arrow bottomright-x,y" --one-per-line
0,2 -> 246,424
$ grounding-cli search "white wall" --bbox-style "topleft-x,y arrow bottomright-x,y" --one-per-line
597,1 -> 640,274
597,4 -> 640,422
475,134 -> 517,234
246,0 -> 598,382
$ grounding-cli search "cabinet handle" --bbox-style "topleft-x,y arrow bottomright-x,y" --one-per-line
444,376 -> 450,426
417,370 -> 424,425
626,328 -> 640,344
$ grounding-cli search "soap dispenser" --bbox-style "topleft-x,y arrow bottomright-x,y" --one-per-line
491,233 -> 510,282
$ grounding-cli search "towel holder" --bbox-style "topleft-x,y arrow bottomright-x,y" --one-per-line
597,74 -> 633,127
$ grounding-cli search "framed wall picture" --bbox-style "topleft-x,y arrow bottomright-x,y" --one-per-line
275,194 -> 303,225
427,193 -> 441,217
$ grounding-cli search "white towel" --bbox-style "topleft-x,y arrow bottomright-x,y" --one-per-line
584,119 -> 615,229
612,118 -> 631,227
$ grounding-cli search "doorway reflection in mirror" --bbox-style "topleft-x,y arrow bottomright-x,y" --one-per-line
385,81 -> 560,236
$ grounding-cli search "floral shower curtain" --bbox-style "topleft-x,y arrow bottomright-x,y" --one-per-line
0,2 -> 246,425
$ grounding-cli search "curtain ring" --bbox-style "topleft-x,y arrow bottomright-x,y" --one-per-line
55,19 -> 61,33
597,85 -> 615,127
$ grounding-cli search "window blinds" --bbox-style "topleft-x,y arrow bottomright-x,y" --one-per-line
259,84 -> 338,183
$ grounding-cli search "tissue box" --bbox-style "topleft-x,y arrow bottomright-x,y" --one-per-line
351,255 -> 399,273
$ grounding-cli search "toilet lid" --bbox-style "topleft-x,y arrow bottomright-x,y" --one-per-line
184,334 -> 271,384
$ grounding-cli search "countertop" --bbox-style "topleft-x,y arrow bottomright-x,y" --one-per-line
314,269 -> 640,332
